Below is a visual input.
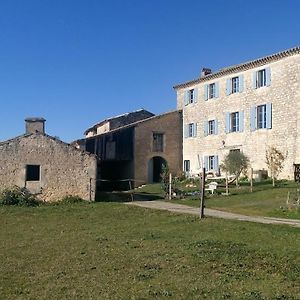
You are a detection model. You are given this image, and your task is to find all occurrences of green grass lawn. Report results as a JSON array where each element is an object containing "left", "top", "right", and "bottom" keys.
[
  {"left": 0, "top": 202, "right": 299, "bottom": 299},
  {"left": 158, "top": 180, "right": 300, "bottom": 220}
]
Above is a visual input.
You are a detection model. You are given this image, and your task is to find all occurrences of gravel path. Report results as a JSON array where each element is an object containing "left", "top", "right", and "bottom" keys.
[{"left": 125, "top": 201, "right": 300, "bottom": 228}]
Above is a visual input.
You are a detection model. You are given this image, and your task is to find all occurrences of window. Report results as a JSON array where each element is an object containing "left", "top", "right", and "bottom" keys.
[
  {"left": 209, "top": 83, "right": 216, "bottom": 99},
  {"left": 209, "top": 156, "right": 215, "bottom": 170},
  {"left": 253, "top": 67, "right": 271, "bottom": 89},
  {"left": 250, "top": 103, "right": 272, "bottom": 131},
  {"left": 231, "top": 112, "right": 239, "bottom": 132},
  {"left": 257, "top": 104, "right": 266, "bottom": 129},
  {"left": 225, "top": 111, "right": 244, "bottom": 133},
  {"left": 204, "top": 155, "right": 219, "bottom": 171},
  {"left": 184, "top": 160, "right": 190, "bottom": 172},
  {"left": 184, "top": 123, "right": 197, "bottom": 138},
  {"left": 226, "top": 75, "right": 244, "bottom": 95},
  {"left": 232, "top": 77, "right": 239, "bottom": 93},
  {"left": 184, "top": 88, "right": 198, "bottom": 105},
  {"left": 208, "top": 120, "right": 215, "bottom": 135},
  {"left": 26, "top": 165, "right": 40, "bottom": 181},
  {"left": 204, "top": 119, "right": 218, "bottom": 136},
  {"left": 153, "top": 133, "right": 164, "bottom": 152},
  {"left": 204, "top": 82, "right": 219, "bottom": 100},
  {"left": 230, "top": 149, "right": 240, "bottom": 153}
]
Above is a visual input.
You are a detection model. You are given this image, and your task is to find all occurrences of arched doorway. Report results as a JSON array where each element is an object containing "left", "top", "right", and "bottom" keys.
[{"left": 148, "top": 156, "right": 167, "bottom": 183}]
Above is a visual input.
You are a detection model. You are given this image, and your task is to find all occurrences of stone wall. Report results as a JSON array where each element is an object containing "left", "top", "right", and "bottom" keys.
[
  {"left": 0, "top": 133, "right": 97, "bottom": 201},
  {"left": 176, "top": 54, "right": 300, "bottom": 179},
  {"left": 134, "top": 110, "right": 183, "bottom": 184}
]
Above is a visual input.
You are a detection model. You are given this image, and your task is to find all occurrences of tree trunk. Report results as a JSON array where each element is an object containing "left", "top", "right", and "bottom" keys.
[{"left": 272, "top": 176, "right": 275, "bottom": 187}]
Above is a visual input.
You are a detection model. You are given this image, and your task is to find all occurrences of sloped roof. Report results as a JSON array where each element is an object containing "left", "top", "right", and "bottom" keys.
[
  {"left": 73, "top": 109, "right": 182, "bottom": 143},
  {"left": 0, "top": 133, "right": 97, "bottom": 158},
  {"left": 84, "top": 108, "right": 155, "bottom": 135},
  {"left": 173, "top": 45, "right": 300, "bottom": 90}
]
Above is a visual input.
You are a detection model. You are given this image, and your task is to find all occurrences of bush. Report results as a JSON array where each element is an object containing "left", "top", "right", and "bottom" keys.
[
  {"left": 0, "top": 186, "right": 40, "bottom": 207},
  {"left": 58, "top": 195, "right": 84, "bottom": 204}
]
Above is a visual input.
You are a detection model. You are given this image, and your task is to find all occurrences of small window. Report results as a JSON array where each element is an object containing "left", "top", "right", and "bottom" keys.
[
  {"left": 230, "top": 149, "right": 240, "bottom": 153},
  {"left": 26, "top": 165, "right": 40, "bottom": 181},
  {"left": 231, "top": 76, "right": 239, "bottom": 93},
  {"left": 254, "top": 68, "right": 270, "bottom": 89},
  {"left": 188, "top": 124, "right": 194, "bottom": 137},
  {"left": 189, "top": 89, "right": 194, "bottom": 103},
  {"left": 184, "top": 160, "right": 190, "bottom": 172},
  {"left": 257, "top": 104, "right": 267, "bottom": 129},
  {"left": 230, "top": 112, "right": 239, "bottom": 132},
  {"left": 208, "top": 83, "right": 216, "bottom": 99},
  {"left": 208, "top": 120, "right": 215, "bottom": 135},
  {"left": 153, "top": 133, "right": 164, "bottom": 152},
  {"left": 257, "top": 69, "right": 266, "bottom": 88},
  {"left": 209, "top": 156, "right": 215, "bottom": 170}
]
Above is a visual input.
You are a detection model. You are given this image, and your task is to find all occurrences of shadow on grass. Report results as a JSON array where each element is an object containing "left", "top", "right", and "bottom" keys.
[{"left": 95, "top": 191, "right": 164, "bottom": 202}]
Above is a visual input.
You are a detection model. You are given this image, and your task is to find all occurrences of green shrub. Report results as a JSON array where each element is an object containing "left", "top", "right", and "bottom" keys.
[
  {"left": 0, "top": 186, "right": 40, "bottom": 207},
  {"left": 58, "top": 195, "right": 84, "bottom": 204}
]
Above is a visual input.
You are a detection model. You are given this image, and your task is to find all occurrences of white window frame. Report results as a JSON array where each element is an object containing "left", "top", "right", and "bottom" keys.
[
  {"left": 231, "top": 76, "right": 239, "bottom": 93},
  {"left": 230, "top": 112, "right": 239, "bottom": 132},
  {"left": 257, "top": 104, "right": 267, "bottom": 129},
  {"left": 208, "top": 120, "right": 215, "bottom": 135},
  {"left": 208, "top": 83, "right": 216, "bottom": 99}
]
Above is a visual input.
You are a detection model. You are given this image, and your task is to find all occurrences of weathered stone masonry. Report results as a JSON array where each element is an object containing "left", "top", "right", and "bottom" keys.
[
  {"left": 174, "top": 46, "right": 300, "bottom": 179},
  {"left": 0, "top": 120, "right": 97, "bottom": 201}
]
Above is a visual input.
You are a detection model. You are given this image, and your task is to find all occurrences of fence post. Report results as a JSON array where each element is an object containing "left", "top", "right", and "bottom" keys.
[
  {"left": 200, "top": 168, "right": 205, "bottom": 218},
  {"left": 128, "top": 180, "right": 134, "bottom": 202},
  {"left": 250, "top": 168, "right": 253, "bottom": 193},
  {"left": 225, "top": 172, "right": 229, "bottom": 195},
  {"left": 168, "top": 173, "right": 172, "bottom": 200}
]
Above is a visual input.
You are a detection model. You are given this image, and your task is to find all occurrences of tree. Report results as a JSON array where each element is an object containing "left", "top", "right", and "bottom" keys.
[
  {"left": 220, "top": 151, "right": 249, "bottom": 187},
  {"left": 265, "top": 146, "right": 286, "bottom": 187}
]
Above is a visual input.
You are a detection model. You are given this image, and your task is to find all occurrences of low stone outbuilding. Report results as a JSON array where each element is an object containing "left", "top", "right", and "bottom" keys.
[
  {"left": 0, "top": 118, "right": 97, "bottom": 201},
  {"left": 74, "top": 110, "right": 183, "bottom": 190}
]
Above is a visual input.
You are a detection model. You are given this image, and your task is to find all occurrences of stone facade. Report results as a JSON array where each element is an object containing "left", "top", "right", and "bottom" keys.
[
  {"left": 0, "top": 120, "right": 97, "bottom": 201},
  {"left": 174, "top": 46, "right": 300, "bottom": 179},
  {"left": 134, "top": 110, "right": 183, "bottom": 184},
  {"left": 76, "top": 110, "right": 183, "bottom": 189}
]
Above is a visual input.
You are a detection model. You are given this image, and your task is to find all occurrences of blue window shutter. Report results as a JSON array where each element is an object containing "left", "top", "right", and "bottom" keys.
[
  {"left": 226, "top": 79, "right": 231, "bottom": 95},
  {"left": 215, "top": 82, "right": 219, "bottom": 98},
  {"left": 193, "top": 123, "right": 197, "bottom": 137},
  {"left": 204, "top": 156, "right": 208, "bottom": 170},
  {"left": 239, "top": 111, "right": 244, "bottom": 132},
  {"left": 194, "top": 88, "right": 198, "bottom": 103},
  {"left": 250, "top": 106, "right": 257, "bottom": 131},
  {"left": 239, "top": 74, "right": 244, "bottom": 92},
  {"left": 225, "top": 112, "right": 230, "bottom": 133},
  {"left": 214, "top": 155, "right": 219, "bottom": 172},
  {"left": 252, "top": 71, "right": 257, "bottom": 89},
  {"left": 266, "top": 67, "right": 271, "bottom": 86},
  {"left": 266, "top": 103, "right": 272, "bottom": 129},
  {"left": 204, "top": 121, "right": 208, "bottom": 136},
  {"left": 184, "top": 91, "right": 189, "bottom": 105},
  {"left": 204, "top": 84, "right": 208, "bottom": 101},
  {"left": 215, "top": 119, "right": 218, "bottom": 135}
]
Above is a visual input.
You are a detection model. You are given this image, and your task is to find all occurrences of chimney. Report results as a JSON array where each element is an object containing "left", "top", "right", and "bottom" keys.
[
  {"left": 25, "top": 117, "right": 46, "bottom": 134},
  {"left": 201, "top": 68, "right": 212, "bottom": 77}
]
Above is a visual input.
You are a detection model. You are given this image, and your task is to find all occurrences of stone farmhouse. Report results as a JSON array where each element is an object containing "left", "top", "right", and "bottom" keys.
[
  {"left": 74, "top": 109, "right": 182, "bottom": 190},
  {"left": 174, "top": 46, "right": 300, "bottom": 179},
  {"left": 0, "top": 118, "right": 97, "bottom": 201}
]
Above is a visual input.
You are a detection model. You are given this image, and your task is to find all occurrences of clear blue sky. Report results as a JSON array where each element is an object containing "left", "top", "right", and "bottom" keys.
[{"left": 0, "top": 0, "right": 299, "bottom": 142}]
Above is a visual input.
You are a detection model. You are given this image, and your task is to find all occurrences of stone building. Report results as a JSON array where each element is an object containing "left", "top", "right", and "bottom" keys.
[
  {"left": 74, "top": 110, "right": 182, "bottom": 190},
  {"left": 174, "top": 46, "right": 300, "bottom": 179},
  {"left": 0, "top": 118, "right": 97, "bottom": 201}
]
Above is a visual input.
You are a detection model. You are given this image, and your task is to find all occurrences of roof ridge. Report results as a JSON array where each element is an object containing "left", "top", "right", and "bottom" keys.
[{"left": 174, "top": 45, "right": 300, "bottom": 89}]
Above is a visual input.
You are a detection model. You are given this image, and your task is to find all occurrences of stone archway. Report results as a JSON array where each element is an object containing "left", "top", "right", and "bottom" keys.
[{"left": 148, "top": 156, "right": 167, "bottom": 183}]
